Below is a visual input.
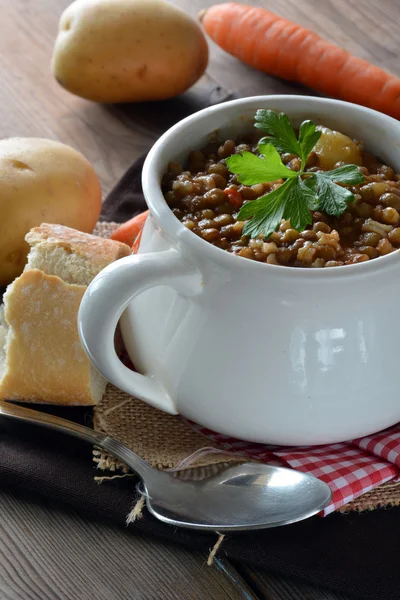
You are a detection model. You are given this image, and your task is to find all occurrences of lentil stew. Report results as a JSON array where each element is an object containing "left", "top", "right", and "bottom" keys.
[{"left": 162, "top": 124, "right": 400, "bottom": 268}]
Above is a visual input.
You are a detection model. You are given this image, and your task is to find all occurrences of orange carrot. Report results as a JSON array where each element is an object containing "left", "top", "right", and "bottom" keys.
[
  {"left": 111, "top": 210, "right": 149, "bottom": 246},
  {"left": 201, "top": 3, "right": 400, "bottom": 119}
]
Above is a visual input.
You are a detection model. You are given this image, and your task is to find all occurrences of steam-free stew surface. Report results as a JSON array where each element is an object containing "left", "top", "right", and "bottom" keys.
[{"left": 163, "top": 127, "right": 400, "bottom": 267}]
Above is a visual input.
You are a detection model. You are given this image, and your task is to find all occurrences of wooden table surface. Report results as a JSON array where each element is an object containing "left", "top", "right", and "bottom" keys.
[{"left": 1, "top": 0, "right": 399, "bottom": 598}]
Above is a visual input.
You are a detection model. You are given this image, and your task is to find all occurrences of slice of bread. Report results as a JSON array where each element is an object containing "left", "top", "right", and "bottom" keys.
[
  {"left": 0, "top": 224, "right": 130, "bottom": 405},
  {"left": 25, "top": 223, "right": 130, "bottom": 285}
]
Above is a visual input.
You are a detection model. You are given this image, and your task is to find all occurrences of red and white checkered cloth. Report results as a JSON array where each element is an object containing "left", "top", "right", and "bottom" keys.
[{"left": 188, "top": 422, "right": 400, "bottom": 515}]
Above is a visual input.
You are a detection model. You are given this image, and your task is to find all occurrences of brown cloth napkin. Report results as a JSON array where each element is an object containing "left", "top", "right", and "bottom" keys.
[{"left": 1, "top": 155, "right": 400, "bottom": 600}]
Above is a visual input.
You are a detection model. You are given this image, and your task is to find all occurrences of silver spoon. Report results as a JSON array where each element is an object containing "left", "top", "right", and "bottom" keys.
[{"left": 0, "top": 401, "right": 332, "bottom": 531}]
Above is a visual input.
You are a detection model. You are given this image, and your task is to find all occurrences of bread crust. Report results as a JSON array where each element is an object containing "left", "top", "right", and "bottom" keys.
[{"left": 26, "top": 223, "right": 130, "bottom": 271}]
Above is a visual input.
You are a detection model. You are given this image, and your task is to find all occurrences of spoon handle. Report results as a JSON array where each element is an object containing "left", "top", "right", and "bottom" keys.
[
  {"left": 0, "top": 400, "right": 153, "bottom": 480},
  {"left": 0, "top": 400, "right": 106, "bottom": 445}
]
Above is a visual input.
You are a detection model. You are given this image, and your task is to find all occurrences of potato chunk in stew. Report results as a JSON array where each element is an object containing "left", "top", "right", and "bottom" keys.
[{"left": 314, "top": 127, "right": 363, "bottom": 170}]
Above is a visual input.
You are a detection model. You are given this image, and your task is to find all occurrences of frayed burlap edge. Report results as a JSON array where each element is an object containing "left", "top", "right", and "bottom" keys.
[{"left": 92, "top": 221, "right": 400, "bottom": 515}]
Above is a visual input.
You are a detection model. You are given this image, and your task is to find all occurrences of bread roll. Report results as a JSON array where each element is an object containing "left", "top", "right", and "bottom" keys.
[{"left": 0, "top": 224, "right": 130, "bottom": 405}]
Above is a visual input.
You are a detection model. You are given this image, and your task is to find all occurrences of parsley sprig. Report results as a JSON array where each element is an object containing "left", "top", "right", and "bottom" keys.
[{"left": 226, "top": 110, "right": 365, "bottom": 240}]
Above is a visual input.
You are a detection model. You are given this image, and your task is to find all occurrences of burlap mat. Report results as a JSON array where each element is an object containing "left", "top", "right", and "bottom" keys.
[{"left": 92, "top": 222, "right": 400, "bottom": 514}]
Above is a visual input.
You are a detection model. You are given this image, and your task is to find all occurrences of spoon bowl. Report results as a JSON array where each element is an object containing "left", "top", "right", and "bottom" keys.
[
  {"left": 0, "top": 401, "right": 332, "bottom": 531},
  {"left": 140, "top": 462, "right": 332, "bottom": 531}
]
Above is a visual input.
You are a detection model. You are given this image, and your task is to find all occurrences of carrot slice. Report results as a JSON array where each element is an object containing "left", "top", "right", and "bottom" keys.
[
  {"left": 201, "top": 3, "right": 400, "bottom": 119},
  {"left": 224, "top": 187, "right": 243, "bottom": 210},
  {"left": 111, "top": 210, "right": 149, "bottom": 246}
]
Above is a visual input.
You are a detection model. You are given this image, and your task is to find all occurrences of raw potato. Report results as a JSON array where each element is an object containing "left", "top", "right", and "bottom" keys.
[
  {"left": 315, "top": 126, "right": 363, "bottom": 171},
  {"left": 0, "top": 138, "right": 101, "bottom": 286},
  {"left": 51, "top": 0, "right": 209, "bottom": 103}
]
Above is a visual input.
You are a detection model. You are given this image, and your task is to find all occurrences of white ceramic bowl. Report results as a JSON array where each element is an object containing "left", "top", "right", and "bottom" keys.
[{"left": 79, "top": 95, "right": 400, "bottom": 445}]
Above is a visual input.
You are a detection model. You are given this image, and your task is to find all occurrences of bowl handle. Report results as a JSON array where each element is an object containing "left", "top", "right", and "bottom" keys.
[{"left": 78, "top": 249, "right": 203, "bottom": 414}]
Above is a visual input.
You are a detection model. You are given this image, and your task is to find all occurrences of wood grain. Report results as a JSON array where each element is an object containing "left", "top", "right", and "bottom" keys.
[
  {"left": 0, "top": 488, "right": 355, "bottom": 600},
  {"left": 0, "top": 489, "right": 258, "bottom": 600},
  {"left": 234, "top": 564, "right": 352, "bottom": 600}
]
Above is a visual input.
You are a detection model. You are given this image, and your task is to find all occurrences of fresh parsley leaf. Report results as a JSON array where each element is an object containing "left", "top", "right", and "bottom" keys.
[
  {"left": 298, "top": 121, "right": 321, "bottom": 167},
  {"left": 307, "top": 173, "right": 355, "bottom": 216},
  {"left": 282, "top": 178, "right": 315, "bottom": 231},
  {"left": 319, "top": 164, "right": 365, "bottom": 185},
  {"left": 238, "top": 178, "right": 314, "bottom": 239},
  {"left": 238, "top": 180, "right": 292, "bottom": 239},
  {"left": 255, "top": 110, "right": 302, "bottom": 156},
  {"left": 304, "top": 165, "right": 364, "bottom": 216},
  {"left": 302, "top": 177, "right": 320, "bottom": 211},
  {"left": 226, "top": 145, "right": 297, "bottom": 185},
  {"left": 256, "top": 110, "right": 321, "bottom": 168}
]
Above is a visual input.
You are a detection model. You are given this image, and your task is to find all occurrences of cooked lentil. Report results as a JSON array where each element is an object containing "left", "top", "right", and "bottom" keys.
[{"left": 162, "top": 130, "right": 400, "bottom": 268}]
